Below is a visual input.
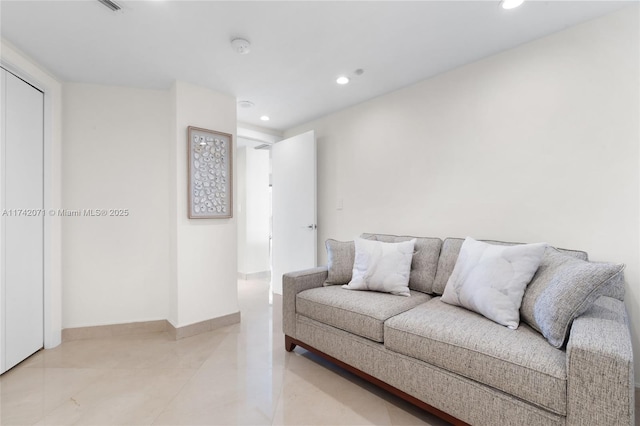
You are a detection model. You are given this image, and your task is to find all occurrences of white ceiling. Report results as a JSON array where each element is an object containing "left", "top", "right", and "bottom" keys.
[{"left": 0, "top": 1, "right": 632, "bottom": 131}]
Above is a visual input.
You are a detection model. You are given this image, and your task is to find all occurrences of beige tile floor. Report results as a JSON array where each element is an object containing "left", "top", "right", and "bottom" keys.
[{"left": 0, "top": 279, "right": 451, "bottom": 426}]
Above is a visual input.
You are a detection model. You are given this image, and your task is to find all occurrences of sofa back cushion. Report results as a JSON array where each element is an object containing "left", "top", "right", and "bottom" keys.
[
  {"left": 432, "top": 238, "right": 589, "bottom": 295},
  {"left": 361, "top": 233, "right": 442, "bottom": 294}
]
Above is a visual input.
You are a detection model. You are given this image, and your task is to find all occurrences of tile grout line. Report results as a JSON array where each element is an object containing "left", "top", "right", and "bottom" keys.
[
  {"left": 147, "top": 367, "right": 201, "bottom": 426},
  {"left": 147, "top": 337, "right": 227, "bottom": 426},
  {"left": 270, "top": 358, "right": 288, "bottom": 426}
]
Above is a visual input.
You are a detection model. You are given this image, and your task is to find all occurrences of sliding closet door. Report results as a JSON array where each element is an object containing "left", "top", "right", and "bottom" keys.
[{"left": 1, "top": 68, "right": 44, "bottom": 373}]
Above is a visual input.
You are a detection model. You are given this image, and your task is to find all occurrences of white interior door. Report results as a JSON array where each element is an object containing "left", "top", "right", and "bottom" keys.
[
  {"left": 271, "top": 131, "right": 316, "bottom": 295},
  {"left": 1, "top": 68, "right": 44, "bottom": 374}
]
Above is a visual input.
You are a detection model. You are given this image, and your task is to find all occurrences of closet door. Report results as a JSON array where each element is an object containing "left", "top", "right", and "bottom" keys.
[{"left": 1, "top": 68, "right": 44, "bottom": 373}]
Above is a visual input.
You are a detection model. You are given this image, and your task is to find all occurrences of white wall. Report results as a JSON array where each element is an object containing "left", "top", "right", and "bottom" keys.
[
  {"left": 169, "top": 81, "right": 239, "bottom": 328},
  {"left": 62, "top": 80, "right": 239, "bottom": 330},
  {"left": 1, "top": 39, "right": 63, "bottom": 348},
  {"left": 286, "top": 8, "right": 640, "bottom": 379},
  {"left": 62, "top": 83, "right": 171, "bottom": 327}
]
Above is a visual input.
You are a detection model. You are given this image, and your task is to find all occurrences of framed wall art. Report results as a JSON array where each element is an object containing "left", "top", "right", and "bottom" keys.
[{"left": 188, "top": 126, "right": 233, "bottom": 219}]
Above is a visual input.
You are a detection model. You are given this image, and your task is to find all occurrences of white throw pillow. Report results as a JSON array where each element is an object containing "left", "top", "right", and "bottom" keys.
[
  {"left": 342, "top": 238, "right": 416, "bottom": 297},
  {"left": 441, "top": 237, "right": 546, "bottom": 329}
]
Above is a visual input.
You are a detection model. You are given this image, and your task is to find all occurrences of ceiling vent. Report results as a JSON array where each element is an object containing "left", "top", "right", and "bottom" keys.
[
  {"left": 97, "top": 0, "right": 122, "bottom": 12},
  {"left": 237, "top": 100, "right": 254, "bottom": 109},
  {"left": 231, "top": 38, "right": 251, "bottom": 55}
]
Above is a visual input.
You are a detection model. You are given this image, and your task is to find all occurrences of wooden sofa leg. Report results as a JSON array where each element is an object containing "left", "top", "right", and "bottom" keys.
[{"left": 285, "top": 335, "right": 297, "bottom": 352}]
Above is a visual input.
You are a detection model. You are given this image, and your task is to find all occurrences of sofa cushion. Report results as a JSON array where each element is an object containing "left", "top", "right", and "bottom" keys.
[
  {"left": 343, "top": 238, "right": 415, "bottom": 296},
  {"left": 324, "top": 239, "right": 355, "bottom": 285},
  {"left": 296, "top": 286, "right": 430, "bottom": 342},
  {"left": 520, "top": 248, "right": 625, "bottom": 348},
  {"left": 440, "top": 237, "right": 547, "bottom": 329},
  {"left": 432, "top": 237, "right": 588, "bottom": 295},
  {"left": 361, "top": 233, "right": 442, "bottom": 294},
  {"left": 384, "top": 298, "right": 568, "bottom": 415}
]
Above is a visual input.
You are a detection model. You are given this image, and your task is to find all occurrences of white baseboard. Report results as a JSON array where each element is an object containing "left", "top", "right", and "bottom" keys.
[
  {"left": 62, "top": 312, "right": 242, "bottom": 342},
  {"left": 168, "top": 312, "right": 241, "bottom": 340},
  {"left": 62, "top": 320, "right": 169, "bottom": 341}
]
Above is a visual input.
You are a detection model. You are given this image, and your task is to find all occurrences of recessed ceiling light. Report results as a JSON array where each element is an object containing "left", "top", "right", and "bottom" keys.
[
  {"left": 336, "top": 76, "right": 350, "bottom": 85},
  {"left": 260, "top": 116, "right": 270, "bottom": 121},
  {"left": 501, "top": 0, "right": 524, "bottom": 10}
]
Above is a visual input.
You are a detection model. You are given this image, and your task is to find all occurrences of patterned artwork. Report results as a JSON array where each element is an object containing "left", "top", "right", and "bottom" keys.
[{"left": 188, "top": 127, "right": 233, "bottom": 219}]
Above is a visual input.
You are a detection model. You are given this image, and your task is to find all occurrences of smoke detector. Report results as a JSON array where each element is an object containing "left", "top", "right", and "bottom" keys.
[
  {"left": 231, "top": 38, "right": 251, "bottom": 55},
  {"left": 237, "top": 100, "right": 254, "bottom": 109}
]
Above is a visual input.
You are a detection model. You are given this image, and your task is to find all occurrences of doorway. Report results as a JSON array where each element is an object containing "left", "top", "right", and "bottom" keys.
[
  {"left": 236, "top": 137, "right": 272, "bottom": 282},
  {"left": 236, "top": 128, "right": 317, "bottom": 298}
]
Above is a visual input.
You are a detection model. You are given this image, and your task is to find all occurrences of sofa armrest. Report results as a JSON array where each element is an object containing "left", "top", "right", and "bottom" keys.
[
  {"left": 566, "top": 296, "right": 634, "bottom": 426},
  {"left": 282, "top": 266, "right": 328, "bottom": 338}
]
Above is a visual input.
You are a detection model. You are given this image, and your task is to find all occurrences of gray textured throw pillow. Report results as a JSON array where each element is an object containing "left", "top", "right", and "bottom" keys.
[
  {"left": 520, "top": 247, "right": 625, "bottom": 348},
  {"left": 324, "top": 239, "right": 355, "bottom": 285}
]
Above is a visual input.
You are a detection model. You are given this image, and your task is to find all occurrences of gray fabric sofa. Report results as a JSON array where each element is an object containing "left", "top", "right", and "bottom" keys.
[{"left": 282, "top": 234, "right": 634, "bottom": 426}]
